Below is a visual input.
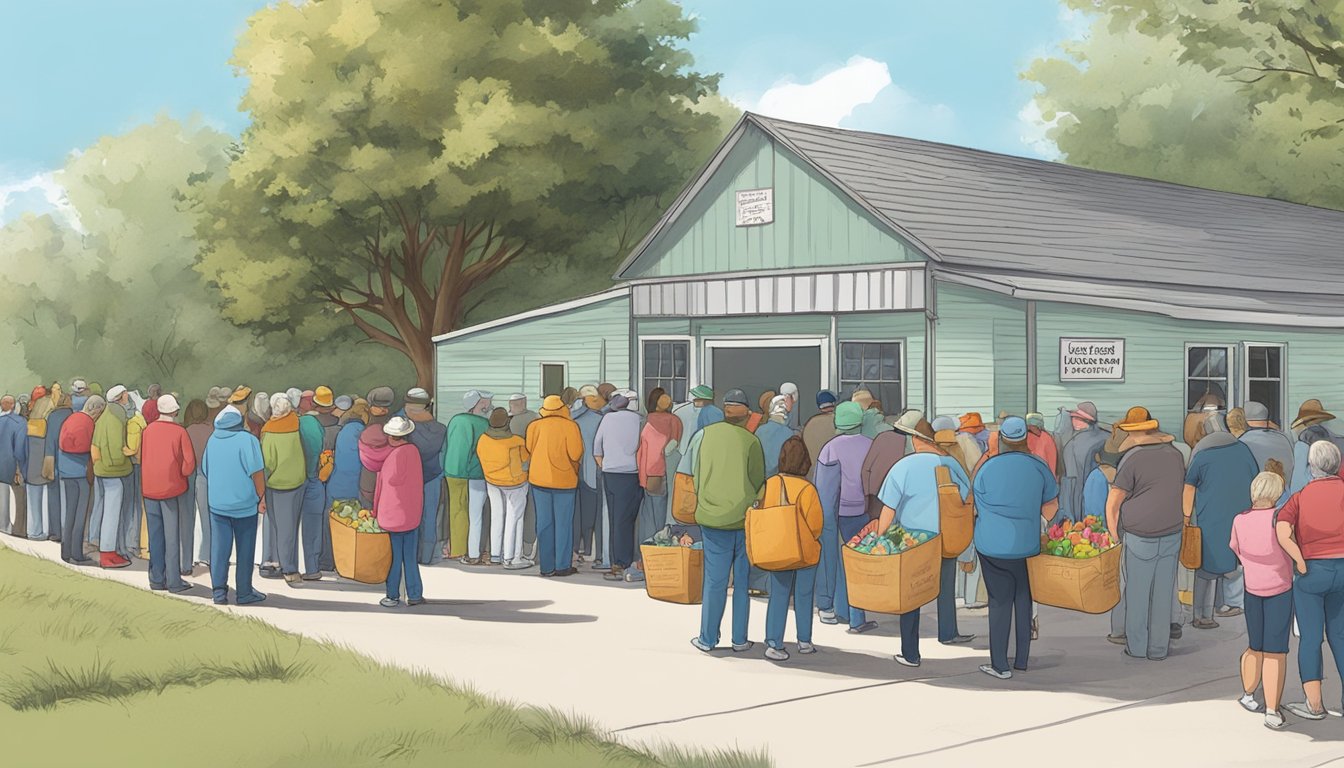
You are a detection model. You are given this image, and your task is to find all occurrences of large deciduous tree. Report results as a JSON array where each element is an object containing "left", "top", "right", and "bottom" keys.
[
  {"left": 1024, "top": 1, "right": 1344, "bottom": 210},
  {"left": 200, "top": 0, "right": 735, "bottom": 389}
]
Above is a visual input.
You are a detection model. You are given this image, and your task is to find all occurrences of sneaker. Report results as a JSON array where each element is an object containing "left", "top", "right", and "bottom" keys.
[
  {"left": 168, "top": 584, "right": 194, "bottom": 594},
  {"left": 283, "top": 573, "right": 303, "bottom": 587},
  {"left": 100, "top": 552, "right": 131, "bottom": 569},
  {"left": 1215, "top": 606, "right": 1243, "bottom": 618},
  {"left": 149, "top": 583, "right": 168, "bottom": 591},
  {"left": 504, "top": 559, "right": 534, "bottom": 570},
  {"left": 553, "top": 567, "right": 578, "bottom": 577},
  {"left": 1170, "top": 623, "right": 1183, "bottom": 640},
  {"left": 458, "top": 556, "right": 479, "bottom": 566},
  {"left": 624, "top": 569, "right": 645, "bottom": 583},
  {"left": 379, "top": 597, "right": 400, "bottom": 608},
  {"left": 747, "top": 589, "right": 767, "bottom": 597},
  {"left": 539, "top": 571, "right": 556, "bottom": 578},
  {"left": 1191, "top": 618, "right": 1219, "bottom": 630},
  {"left": 818, "top": 611, "right": 839, "bottom": 626},
  {"left": 1239, "top": 693, "right": 1263, "bottom": 713},
  {"left": 979, "top": 664, "right": 1012, "bottom": 680},
  {"left": 603, "top": 567, "right": 625, "bottom": 581},
  {"left": 590, "top": 561, "right": 610, "bottom": 571},
  {"left": 407, "top": 598, "right": 426, "bottom": 607},
  {"left": 301, "top": 572, "right": 322, "bottom": 581},
  {"left": 941, "top": 634, "right": 976, "bottom": 645},
  {"left": 893, "top": 654, "right": 921, "bottom": 668},
  {"left": 258, "top": 566, "right": 281, "bottom": 579},
  {"left": 765, "top": 647, "right": 790, "bottom": 661},
  {"left": 486, "top": 559, "right": 503, "bottom": 567},
  {"left": 1106, "top": 634, "right": 1127, "bottom": 645},
  {"left": 1284, "top": 702, "right": 1327, "bottom": 721},
  {"left": 1264, "top": 710, "right": 1287, "bottom": 730},
  {"left": 818, "top": 608, "right": 837, "bottom": 621},
  {"left": 965, "top": 602, "right": 988, "bottom": 610},
  {"left": 797, "top": 642, "right": 817, "bottom": 655},
  {"left": 690, "top": 637, "right": 713, "bottom": 653},
  {"left": 236, "top": 591, "right": 267, "bottom": 606},
  {"left": 848, "top": 621, "right": 879, "bottom": 635},
  {"left": 732, "top": 641, "right": 755, "bottom": 653}
]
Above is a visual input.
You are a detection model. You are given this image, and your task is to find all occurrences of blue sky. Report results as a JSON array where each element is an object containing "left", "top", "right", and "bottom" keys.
[{"left": 0, "top": 0, "right": 1078, "bottom": 221}]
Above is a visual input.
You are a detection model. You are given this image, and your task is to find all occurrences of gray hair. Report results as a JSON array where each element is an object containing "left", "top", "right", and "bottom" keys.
[
  {"left": 82, "top": 395, "right": 107, "bottom": 418},
  {"left": 270, "top": 393, "right": 293, "bottom": 418},
  {"left": 1308, "top": 440, "right": 1342, "bottom": 479},
  {"left": 251, "top": 392, "right": 272, "bottom": 421},
  {"left": 1249, "top": 471, "right": 1285, "bottom": 505}
]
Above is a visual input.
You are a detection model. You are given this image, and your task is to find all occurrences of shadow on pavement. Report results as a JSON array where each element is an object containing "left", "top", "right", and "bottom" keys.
[{"left": 240, "top": 591, "right": 599, "bottom": 624}]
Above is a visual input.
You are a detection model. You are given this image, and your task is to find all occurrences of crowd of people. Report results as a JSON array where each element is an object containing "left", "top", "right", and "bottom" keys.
[{"left": 2, "top": 377, "right": 1342, "bottom": 729}]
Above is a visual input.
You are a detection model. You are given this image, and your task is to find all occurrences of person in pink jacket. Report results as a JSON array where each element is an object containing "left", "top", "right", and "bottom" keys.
[{"left": 363, "top": 416, "right": 424, "bottom": 608}]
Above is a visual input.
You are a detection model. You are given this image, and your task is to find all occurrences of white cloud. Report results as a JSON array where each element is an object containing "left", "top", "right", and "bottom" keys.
[
  {"left": 748, "top": 56, "right": 894, "bottom": 127},
  {"left": 1016, "top": 99, "right": 1064, "bottom": 160},
  {"left": 0, "top": 172, "right": 84, "bottom": 233}
]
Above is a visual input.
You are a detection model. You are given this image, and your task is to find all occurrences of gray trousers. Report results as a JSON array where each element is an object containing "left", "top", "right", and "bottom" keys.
[
  {"left": 0, "top": 482, "right": 14, "bottom": 534},
  {"left": 97, "top": 475, "right": 133, "bottom": 555},
  {"left": 1194, "top": 567, "right": 1245, "bottom": 619},
  {"left": 59, "top": 478, "right": 91, "bottom": 561},
  {"left": 266, "top": 487, "right": 304, "bottom": 575},
  {"left": 1111, "top": 541, "right": 1186, "bottom": 637},
  {"left": 117, "top": 467, "right": 142, "bottom": 556},
  {"left": 1118, "top": 531, "right": 1182, "bottom": 660}
]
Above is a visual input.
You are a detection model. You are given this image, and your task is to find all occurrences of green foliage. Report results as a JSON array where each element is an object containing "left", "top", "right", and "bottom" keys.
[
  {"left": 200, "top": 0, "right": 734, "bottom": 385},
  {"left": 0, "top": 548, "right": 770, "bottom": 767},
  {"left": 1025, "top": 1, "right": 1344, "bottom": 210}
]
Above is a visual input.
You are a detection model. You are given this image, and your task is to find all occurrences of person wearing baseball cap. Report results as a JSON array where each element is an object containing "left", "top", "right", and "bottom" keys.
[
  {"left": 402, "top": 387, "right": 447, "bottom": 566},
  {"left": 368, "top": 416, "right": 425, "bottom": 608},
  {"left": 1109, "top": 405, "right": 1186, "bottom": 661},
  {"left": 570, "top": 385, "right": 605, "bottom": 568},
  {"left": 1061, "top": 402, "right": 1109, "bottom": 525},
  {"left": 90, "top": 385, "right": 135, "bottom": 568},
  {"left": 802, "top": 391, "right": 838, "bottom": 483},
  {"left": 70, "top": 379, "right": 90, "bottom": 412},
  {"left": 877, "top": 406, "right": 976, "bottom": 667},
  {"left": 971, "top": 416, "right": 1059, "bottom": 680},
  {"left": 686, "top": 386, "right": 766, "bottom": 654},
  {"left": 694, "top": 386, "right": 725, "bottom": 434},
  {"left": 141, "top": 394, "right": 196, "bottom": 593},
  {"left": 1238, "top": 401, "right": 1294, "bottom": 503},
  {"left": 595, "top": 392, "right": 644, "bottom": 581},
  {"left": 444, "top": 389, "right": 493, "bottom": 563},
  {"left": 815, "top": 402, "right": 878, "bottom": 634}
]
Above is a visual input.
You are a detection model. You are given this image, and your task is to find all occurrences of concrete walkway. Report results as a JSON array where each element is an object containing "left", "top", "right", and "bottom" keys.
[{"left": 7, "top": 535, "right": 1342, "bottom": 768}]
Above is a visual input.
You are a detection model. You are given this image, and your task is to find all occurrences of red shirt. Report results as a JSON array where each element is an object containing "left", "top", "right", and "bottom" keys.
[
  {"left": 1279, "top": 476, "right": 1344, "bottom": 560},
  {"left": 59, "top": 412, "right": 95, "bottom": 453},
  {"left": 140, "top": 420, "right": 197, "bottom": 500}
]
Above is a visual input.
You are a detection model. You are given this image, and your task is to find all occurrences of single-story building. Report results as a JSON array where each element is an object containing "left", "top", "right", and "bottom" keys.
[{"left": 435, "top": 112, "right": 1344, "bottom": 434}]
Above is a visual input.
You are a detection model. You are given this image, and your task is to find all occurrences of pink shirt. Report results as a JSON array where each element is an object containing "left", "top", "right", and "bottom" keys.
[
  {"left": 369, "top": 442, "right": 424, "bottom": 533},
  {"left": 1229, "top": 507, "right": 1294, "bottom": 597}
]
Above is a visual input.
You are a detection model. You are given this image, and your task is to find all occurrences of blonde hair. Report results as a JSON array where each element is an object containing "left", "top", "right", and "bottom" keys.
[{"left": 1250, "top": 471, "right": 1285, "bottom": 507}]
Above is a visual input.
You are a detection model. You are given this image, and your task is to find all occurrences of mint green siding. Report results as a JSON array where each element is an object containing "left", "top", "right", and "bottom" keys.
[
  {"left": 933, "top": 283, "right": 1028, "bottom": 418},
  {"left": 622, "top": 124, "right": 923, "bottom": 279},
  {"left": 1035, "top": 302, "right": 1344, "bottom": 434},
  {"left": 435, "top": 294, "right": 631, "bottom": 416}
]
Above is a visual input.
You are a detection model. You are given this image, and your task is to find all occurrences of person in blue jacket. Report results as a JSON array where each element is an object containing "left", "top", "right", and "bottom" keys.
[{"left": 327, "top": 401, "right": 370, "bottom": 503}]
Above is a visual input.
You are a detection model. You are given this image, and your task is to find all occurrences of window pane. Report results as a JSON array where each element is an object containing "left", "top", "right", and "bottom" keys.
[
  {"left": 842, "top": 344, "right": 861, "bottom": 362},
  {"left": 1265, "top": 346, "right": 1281, "bottom": 376},
  {"left": 1208, "top": 348, "right": 1227, "bottom": 377},
  {"left": 880, "top": 383, "right": 902, "bottom": 414},
  {"left": 881, "top": 343, "right": 900, "bottom": 381},
  {"left": 1187, "top": 348, "right": 1209, "bottom": 377},
  {"left": 672, "top": 342, "right": 687, "bottom": 376},
  {"left": 841, "top": 356, "right": 862, "bottom": 380},
  {"left": 1188, "top": 378, "right": 1227, "bottom": 410},
  {"left": 1250, "top": 381, "right": 1281, "bottom": 424},
  {"left": 644, "top": 344, "right": 658, "bottom": 377},
  {"left": 863, "top": 344, "right": 880, "bottom": 365},
  {"left": 1249, "top": 346, "right": 1267, "bottom": 379},
  {"left": 863, "top": 357, "right": 880, "bottom": 380},
  {"left": 673, "top": 380, "right": 687, "bottom": 403}
]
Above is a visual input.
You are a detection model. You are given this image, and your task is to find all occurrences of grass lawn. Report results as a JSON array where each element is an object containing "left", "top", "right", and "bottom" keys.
[{"left": 0, "top": 546, "right": 769, "bottom": 768}]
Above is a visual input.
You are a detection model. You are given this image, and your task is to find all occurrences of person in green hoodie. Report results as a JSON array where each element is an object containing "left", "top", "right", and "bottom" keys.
[
  {"left": 296, "top": 397, "right": 327, "bottom": 580},
  {"left": 683, "top": 388, "right": 766, "bottom": 653},
  {"left": 90, "top": 385, "right": 135, "bottom": 569},
  {"left": 261, "top": 393, "right": 307, "bottom": 585},
  {"left": 444, "top": 389, "right": 492, "bottom": 564}
]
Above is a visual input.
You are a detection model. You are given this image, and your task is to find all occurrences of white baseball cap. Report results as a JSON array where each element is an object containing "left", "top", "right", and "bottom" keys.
[{"left": 509, "top": 393, "right": 526, "bottom": 402}]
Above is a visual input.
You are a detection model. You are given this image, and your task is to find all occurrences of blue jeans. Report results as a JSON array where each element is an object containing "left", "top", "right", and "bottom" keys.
[
  {"left": 144, "top": 493, "right": 189, "bottom": 591},
  {"left": 387, "top": 530, "right": 423, "bottom": 602},
  {"left": 533, "top": 486, "right": 576, "bottom": 574},
  {"left": 417, "top": 476, "right": 442, "bottom": 565},
  {"left": 210, "top": 512, "right": 259, "bottom": 603},
  {"left": 699, "top": 527, "right": 750, "bottom": 648},
  {"left": 766, "top": 566, "right": 817, "bottom": 649},
  {"left": 1293, "top": 558, "right": 1344, "bottom": 687},
  {"left": 97, "top": 476, "right": 131, "bottom": 554},
  {"left": 299, "top": 477, "right": 326, "bottom": 576},
  {"left": 835, "top": 515, "right": 869, "bottom": 628},
  {"left": 603, "top": 472, "right": 643, "bottom": 569},
  {"left": 1123, "top": 531, "right": 1181, "bottom": 660},
  {"left": 898, "top": 557, "right": 963, "bottom": 661},
  {"left": 815, "top": 502, "right": 840, "bottom": 611}
]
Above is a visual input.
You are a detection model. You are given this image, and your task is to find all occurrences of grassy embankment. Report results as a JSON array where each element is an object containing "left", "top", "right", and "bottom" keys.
[{"left": 0, "top": 546, "right": 768, "bottom": 768}]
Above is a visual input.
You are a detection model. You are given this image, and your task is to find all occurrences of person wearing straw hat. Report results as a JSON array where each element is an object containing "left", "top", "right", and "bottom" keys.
[
  {"left": 816, "top": 402, "right": 878, "bottom": 634},
  {"left": 972, "top": 417, "right": 1059, "bottom": 679},
  {"left": 1108, "top": 406, "right": 1185, "bottom": 661},
  {"left": 1289, "top": 400, "right": 1344, "bottom": 496},
  {"left": 878, "top": 414, "right": 975, "bottom": 668}
]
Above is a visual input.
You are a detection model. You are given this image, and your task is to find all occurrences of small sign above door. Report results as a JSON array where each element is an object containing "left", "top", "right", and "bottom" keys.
[{"left": 735, "top": 188, "right": 774, "bottom": 227}]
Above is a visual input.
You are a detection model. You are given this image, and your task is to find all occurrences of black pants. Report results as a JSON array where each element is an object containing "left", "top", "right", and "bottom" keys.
[
  {"left": 60, "top": 478, "right": 90, "bottom": 561},
  {"left": 603, "top": 472, "right": 644, "bottom": 568},
  {"left": 980, "top": 554, "right": 1032, "bottom": 673},
  {"left": 575, "top": 482, "right": 598, "bottom": 555},
  {"left": 898, "top": 557, "right": 962, "bottom": 662}
]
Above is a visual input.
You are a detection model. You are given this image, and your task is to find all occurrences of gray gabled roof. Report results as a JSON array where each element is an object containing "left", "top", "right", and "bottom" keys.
[{"left": 619, "top": 113, "right": 1344, "bottom": 318}]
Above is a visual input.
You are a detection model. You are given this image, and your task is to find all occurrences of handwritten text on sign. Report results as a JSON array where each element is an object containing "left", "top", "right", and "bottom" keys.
[
  {"left": 1060, "top": 338, "right": 1125, "bottom": 381},
  {"left": 735, "top": 188, "right": 774, "bottom": 226}
]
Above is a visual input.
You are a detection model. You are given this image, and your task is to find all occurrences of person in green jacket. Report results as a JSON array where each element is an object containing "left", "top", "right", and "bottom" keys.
[
  {"left": 90, "top": 385, "right": 135, "bottom": 568},
  {"left": 684, "top": 388, "right": 765, "bottom": 653},
  {"left": 261, "top": 393, "right": 307, "bottom": 585},
  {"left": 444, "top": 389, "right": 492, "bottom": 564},
  {"left": 296, "top": 403, "right": 327, "bottom": 580}
]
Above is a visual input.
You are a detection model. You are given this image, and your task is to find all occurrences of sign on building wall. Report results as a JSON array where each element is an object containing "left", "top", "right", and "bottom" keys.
[
  {"left": 735, "top": 188, "right": 774, "bottom": 226},
  {"left": 1059, "top": 338, "right": 1125, "bottom": 381}
]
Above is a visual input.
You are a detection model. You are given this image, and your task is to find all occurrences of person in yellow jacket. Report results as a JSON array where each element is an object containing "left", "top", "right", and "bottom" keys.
[
  {"left": 524, "top": 396, "right": 583, "bottom": 577},
  {"left": 477, "top": 408, "right": 532, "bottom": 569},
  {"left": 762, "top": 436, "right": 824, "bottom": 661}
]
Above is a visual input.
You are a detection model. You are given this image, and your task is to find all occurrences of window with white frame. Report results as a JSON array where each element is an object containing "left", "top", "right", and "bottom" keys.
[
  {"left": 642, "top": 340, "right": 689, "bottom": 403},
  {"left": 1186, "top": 346, "right": 1232, "bottom": 411},
  {"left": 1246, "top": 344, "right": 1285, "bottom": 425},
  {"left": 839, "top": 342, "right": 903, "bottom": 413}
]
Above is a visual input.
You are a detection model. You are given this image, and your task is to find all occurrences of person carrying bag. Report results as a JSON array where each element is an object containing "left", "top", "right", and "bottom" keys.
[
  {"left": 755, "top": 436, "right": 825, "bottom": 661},
  {"left": 748, "top": 473, "right": 821, "bottom": 571}
]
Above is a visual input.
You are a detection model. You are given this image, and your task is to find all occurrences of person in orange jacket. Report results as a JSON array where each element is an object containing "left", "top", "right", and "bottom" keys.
[{"left": 525, "top": 396, "right": 583, "bottom": 577}]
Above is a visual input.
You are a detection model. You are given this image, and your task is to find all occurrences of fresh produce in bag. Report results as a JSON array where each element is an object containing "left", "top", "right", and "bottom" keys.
[
  {"left": 1042, "top": 515, "right": 1114, "bottom": 559},
  {"left": 641, "top": 525, "right": 703, "bottom": 604},
  {"left": 1029, "top": 515, "right": 1121, "bottom": 613}
]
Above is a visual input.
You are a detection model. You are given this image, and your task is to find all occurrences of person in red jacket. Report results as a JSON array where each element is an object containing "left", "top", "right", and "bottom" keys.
[
  {"left": 141, "top": 395, "right": 197, "bottom": 593},
  {"left": 366, "top": 416, "right": 424, "bottom": 608},
  {"left": 57, "top": 396, "right": 102, "bottom": 564}
]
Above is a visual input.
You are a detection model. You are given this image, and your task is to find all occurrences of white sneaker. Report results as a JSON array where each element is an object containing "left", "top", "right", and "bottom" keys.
[
  {"left": 979, "top": 664, "right": 1012, "bottom": 680},
  {"left": 1238, "top": 693, "right": 1263, "bottom": 713},
  {"left": 797, "top": 642, "right": 817, "bottom": 655},
  {"left": 1284, "top": 702, "right": 1327, "bottom": 721},
  {"left": 732, "top": 641, "right": 755, "bottom": 653},
  {"left": 894, "top": 654, "right": 921, "bottom": 668},
  {"left": 504, "top": 559, "right": 534, "bottom": 570},
  {"left": 1264, "top": 710, "right": 1286, "bottom": 730},
  {"left": 765, "top": 646, "right": 789, "bottom": 661}
]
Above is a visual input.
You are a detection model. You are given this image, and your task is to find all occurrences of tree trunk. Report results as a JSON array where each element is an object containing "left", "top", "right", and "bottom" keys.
[{"left": 407, "top": 331, "right": 435, "bottom": 392}]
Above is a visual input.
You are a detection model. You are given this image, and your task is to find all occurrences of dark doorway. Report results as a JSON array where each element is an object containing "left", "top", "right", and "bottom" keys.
[
  {"left": 710, "top": 345, "right": 822, "bottom": 422},
  {"left": 541, "top": 364, "right": 566, "bottom": 397}
]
